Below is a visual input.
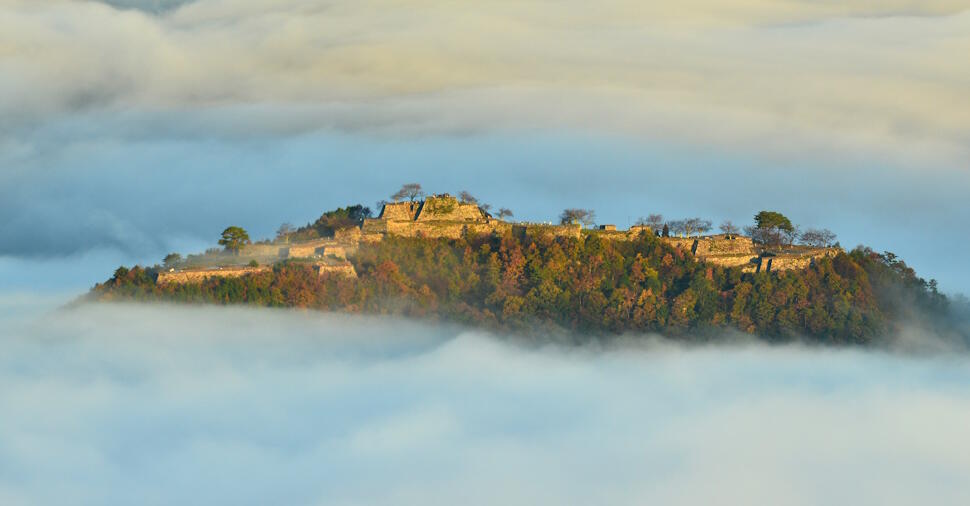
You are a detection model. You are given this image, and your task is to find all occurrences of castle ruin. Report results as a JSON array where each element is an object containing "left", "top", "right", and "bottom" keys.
[{"left": 160, "top": 194, "right": 840, "bottom": 284}]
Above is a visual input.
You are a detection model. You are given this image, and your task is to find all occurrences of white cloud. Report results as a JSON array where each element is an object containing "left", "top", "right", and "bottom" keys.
[
  {"left": 2, "top": 0, "right": 969, "bottom": 167},
  {"left": 1, "top": 302, "right": 969, "bottom": 505}
]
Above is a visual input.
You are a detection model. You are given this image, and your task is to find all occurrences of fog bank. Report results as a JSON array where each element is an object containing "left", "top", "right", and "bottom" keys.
[{"left": 1, "top": 303, "right": 969, "bottom": 505}]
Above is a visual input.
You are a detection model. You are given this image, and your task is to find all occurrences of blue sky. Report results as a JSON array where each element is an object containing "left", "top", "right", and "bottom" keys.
[{"left": 3, "top": 130, "right": 968, "bottom": 293}]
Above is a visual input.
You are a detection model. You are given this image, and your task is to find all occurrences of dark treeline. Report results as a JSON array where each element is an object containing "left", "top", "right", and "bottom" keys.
[{"left": 92, "top": 232, "right": 955, "bottom": 345}]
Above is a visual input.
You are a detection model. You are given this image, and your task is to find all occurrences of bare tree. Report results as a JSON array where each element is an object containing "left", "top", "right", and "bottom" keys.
[
  {"left": 719, "top": 220, "right": 740, "bottom": 237},
  {"left": 458, "top": 191, "right": 479, "bottom": 204},
  {"left": 783, "top": 224, "right": 801, "bottom": 248},
  {"left": 560, "top": 208, "right": 596, "bottom": 227},
  {"left": 497, "top": 208, "right": 514, "bottom": 220},
  {"left": 479, "top": 203, "right": 492, "bottom": 214},
  {"left": 391, "top": 183, "right": 425, "bottom": 202},
  {"left": 636, "top": 214, "right": 665, "bottom": 232},
  {"left": 672, "top": 217, "right": 711, "bottom": 238},
  {"left": 667, "top": 220, "right": 686, "bottom": 237},
  {"left": 800, "top": 228, "right": 837, "bottom": 248}
]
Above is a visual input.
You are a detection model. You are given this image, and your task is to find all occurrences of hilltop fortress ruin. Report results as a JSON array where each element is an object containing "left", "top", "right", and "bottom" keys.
[{"left": 157, "top": 193, "right": 839, "bottom": 284}]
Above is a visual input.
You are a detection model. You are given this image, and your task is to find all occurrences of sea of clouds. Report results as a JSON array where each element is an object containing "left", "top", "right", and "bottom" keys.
[{"left": 2, "top": 301, "right": 969, "bottom": 505}]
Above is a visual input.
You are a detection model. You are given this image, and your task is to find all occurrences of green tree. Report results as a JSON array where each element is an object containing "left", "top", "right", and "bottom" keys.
[
  {"left": 218, "top": 226, "right": 251, "bottom": 255},
  {"left": 748, "top": 211, "right": 794, "bottom": 248},
  {"left": 163, "top": 253, "right": 181, "bottom": 268},
  {"left": 755, "top": 211, "right": 793, "bottom": 231}
]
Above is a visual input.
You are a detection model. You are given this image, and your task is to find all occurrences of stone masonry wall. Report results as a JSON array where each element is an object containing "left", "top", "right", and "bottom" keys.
[
  {"left": 379, "top": 201, "right": 421, "bottom": 221},
  {"left": 415, "top": 196, "right": 486, "bottom": 222},
  {"left": 157, "top": 266, "right": 269, "bottom": 284},
  {"left": 318, "top": 262, "right": 357, "bottom": 278}
]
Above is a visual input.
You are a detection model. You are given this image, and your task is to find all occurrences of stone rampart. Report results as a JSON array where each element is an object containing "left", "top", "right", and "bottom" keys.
[
  {"left": 157, "top": 266, "right": 269, "bottom": 284},
  {"left": 415, "top": 196, "right": 486, "bottom": 222},
  {"left": 662, "top": 237, "right": 698, "bottom": 252},
  {"left": 284, "top": 238, "right": 334, "bottom": 258},
  {"left": 322, "top": 246, "right": 347, "bottom": 259},
  {"left": 693, "top": 235, "right": 757, "bottom": 256},
  {"left": 318, "top": 262, "right": 357, "bottom": 278},
  {"left": 379, "top": 201, "right": 420, "bottom": 221},
  {"left": 515, "top": 224, "right": 582, "bottom": 240},
  {"left": 757, "top": 248, "right": 840, "bottom": 273},
  {"left": 240, "top": 243, "right": 287, "bottom": 257},
  {"left": 362, "top": 218, "right": 388, "bottom": 235},
  {"left": 334, "top": 227, "right": 362, "bottom": 243}
]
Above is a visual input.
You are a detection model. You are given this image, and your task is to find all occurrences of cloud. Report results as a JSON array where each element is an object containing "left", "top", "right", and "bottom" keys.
[
  {"left": 1, "top": 302, "right": 970, "bottom": 505},
  {"left": 95, "top": 0, "right": 196, "bottom": 13},
  {"left": 2, "top": 0, "right": 969, "bottom": 167}
]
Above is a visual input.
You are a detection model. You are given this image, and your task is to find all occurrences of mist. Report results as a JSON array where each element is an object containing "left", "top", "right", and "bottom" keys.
[{"left": 2, "top": 302, "right": 969, "bottom": 505}]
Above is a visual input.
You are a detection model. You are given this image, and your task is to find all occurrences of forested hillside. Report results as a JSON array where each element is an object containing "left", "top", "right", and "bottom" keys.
[{"left": 91, "top": 232, "right": 953, "bottom": 344}]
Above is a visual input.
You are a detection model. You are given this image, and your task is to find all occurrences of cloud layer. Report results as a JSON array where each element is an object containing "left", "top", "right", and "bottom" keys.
[
  {"left": 2, "top": 303, "right": 970, "bottom": 505},
  {"left": 3, "top": 0, "right": 969, "bottom": 165}
]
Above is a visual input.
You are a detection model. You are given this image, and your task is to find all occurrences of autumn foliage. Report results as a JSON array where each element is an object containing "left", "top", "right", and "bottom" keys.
[{"left": 92, "top": 232, "right": 949, "bottom": 344}]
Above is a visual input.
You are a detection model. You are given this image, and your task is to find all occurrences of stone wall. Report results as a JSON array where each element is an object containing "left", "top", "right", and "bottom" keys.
[
  {"left": 240, "top": 243, "right": 287, "bottom": 257},
  {"left": 362, "top": 218, "right": 388, "bottom": 235},
  {"left": 157, "top": 266, "right": 269, "bottom": 284},
  {"left": 322, "top": 246, "right": 347, "bottom": 259},
  {"left": 318, "top": 262, "right": 357, "bottom": 278},
  {"left": 515, "top": 224, "right": 582, "bottom": 240},
  {"left": 658, "top": 235, "right": 838, "bottom": 273},
  {"left": 334, "top": 227, "right": 362, "bottom": 243},
  {"left": 662, "top": 237, "right": 698, "bottom": 252},
  {"left": 757, "top": 248, "right": 840, "bottom": 273},
  {"left": 693, "top": 235, "right": 757, "bottom": 256},
  {"left": 284, "top": 238, "right": 334, "bottom": 258},
  {"left": 379, "top": 201, "right": 420, "bottom": 221},
  {"left": 415, "top": 195, "right": 487, "bottom": 222}
]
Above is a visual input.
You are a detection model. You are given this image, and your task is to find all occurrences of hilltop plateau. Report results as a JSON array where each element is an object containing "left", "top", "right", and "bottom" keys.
[{"left": 89, "top": 186, "right": 962, "bottom": 345}]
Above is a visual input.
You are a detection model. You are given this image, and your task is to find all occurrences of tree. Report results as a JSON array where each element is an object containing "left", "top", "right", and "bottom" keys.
[
  {"left": 662, "top": 223, "right": 670, "bottom": 237},
  {"left": 248, "top": 259, "right": 259, "bottom": 267},
  {"left": 560, "top": 208, "right": 596, "bottom": 227},
  {"left": 163, "top": 253, "right": 181, "bottom": 268},
  {"left": 459, "top": 191, "right": 479, "bottom": 204},
  {"left": 719, "top": 220, "right": 740, "bottom": 237},
  {"left": 667, "top": 220, "right": 686, "bottom": 237},
  {"left": 497, "top": 208, "right": 514, "bottom": 220},
  {"left": 754, "top": 211, "right": 793, "bottom": 232},
  {"left": 218, "top": 226, "right": 251, "bottom": 255},
  {"left": 276, "top": 223, "right": 294, "bottom": 242},
  {"left": 783, "top": 224, "right": 801, "bottom": 248},
  {"left": 391, "top": 183, "right": 424, "bottom": 202},
  {"left": 637, "top": 214, "right": 664, "bottom": 232},
  {"left": 750, "top": 211, "right": 795, "bottom": 248},
  {"left": 682, "top": 218, "right": 712, "bottom": 237},
  {"left": 801, "top": 228, "right": 837, "bottom": 248}
]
